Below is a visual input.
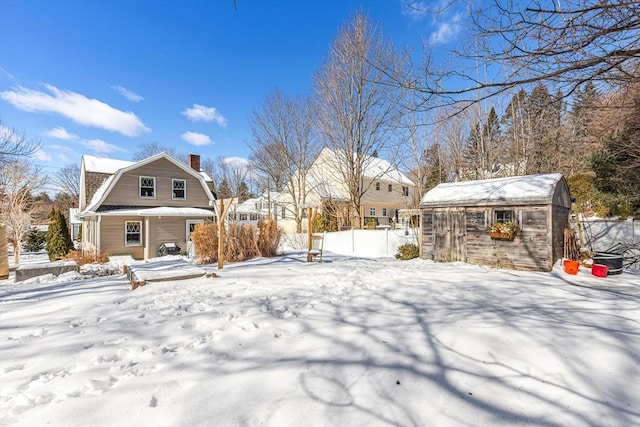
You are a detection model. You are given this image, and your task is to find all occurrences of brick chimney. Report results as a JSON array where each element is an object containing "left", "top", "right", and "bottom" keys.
[{"left": 188, "top": 154, "right": 201, "bottom": 172}]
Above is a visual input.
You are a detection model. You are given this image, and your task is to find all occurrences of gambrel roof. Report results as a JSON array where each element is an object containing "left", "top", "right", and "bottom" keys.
[
  {"left": 419, "top": 173, "right": 570, "bottom": 208},
  {"left": 80, "top": 152, "right": 215, "bottom": 216}
]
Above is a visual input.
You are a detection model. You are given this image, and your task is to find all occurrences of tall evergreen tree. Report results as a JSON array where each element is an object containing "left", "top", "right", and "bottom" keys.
[{"left": 45, "top": 208, "right": 74, "bottom": 260}]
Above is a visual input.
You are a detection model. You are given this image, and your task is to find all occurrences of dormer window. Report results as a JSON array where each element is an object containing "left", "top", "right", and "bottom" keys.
[
  {"left": 140, "top": 176, "right": 156, "bottom": 198},
  {"left": 172, "top": 179, "right": 186, "bottom": 200}
]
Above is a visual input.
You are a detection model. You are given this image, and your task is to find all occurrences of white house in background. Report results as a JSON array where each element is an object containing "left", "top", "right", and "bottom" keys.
[
  {"left": 224, "top": 191, "right": 281, "bottom": 227},
  {"left": 68, "top": 208, "right": 81, "bottom": 241},
  {"left": 78, "top": 152, "right": 216, "bottom": 260},
  {"left": 276, "top": 148, "right": 416, "bottom": 233}
]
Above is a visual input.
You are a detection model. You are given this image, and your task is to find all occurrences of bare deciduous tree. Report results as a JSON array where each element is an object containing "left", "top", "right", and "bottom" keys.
[
  {"left": 132, "top": 141, "right": 188, "bottom": 163},
  {"left": 0, "top": 123, "right": 41, "bottom": 165},
  {"left": 314, "top": 11, "right": 410, "bottom": 227},
  {"left": 408, "top": 0, "right": 640, "bottom": 114},
  {"left": 53, "top": 163, "right": 80, "bottom": 199},
  {"left": 0, "top": 161, "right": 45, "bottom": 265},
  {"left": 248, "top": 90, "right": 320, "bottom": 232}
]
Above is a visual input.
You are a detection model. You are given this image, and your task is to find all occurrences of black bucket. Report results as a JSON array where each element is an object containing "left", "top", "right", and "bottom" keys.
[{"left": 593, "top": 252, "right": 624, "bottom": 275}]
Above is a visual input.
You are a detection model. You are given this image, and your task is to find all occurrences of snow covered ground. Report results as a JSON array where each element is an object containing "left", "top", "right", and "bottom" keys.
[{"left": 1, "top": 242, "right": 639, "bottom": 426}]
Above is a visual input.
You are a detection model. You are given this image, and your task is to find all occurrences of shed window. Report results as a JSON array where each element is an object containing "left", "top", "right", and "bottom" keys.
[
  {"left": 140, "top": 176, "right": 156, "bottom": 198},
  {"left": 125, "top": 221, "right": 142, "bottom": 246},
  {"left": 172, "top": 179, "right": 186, "bottom": 199},
  {"left": 495, "top": 210, "right": 515, "bottom": 223}
]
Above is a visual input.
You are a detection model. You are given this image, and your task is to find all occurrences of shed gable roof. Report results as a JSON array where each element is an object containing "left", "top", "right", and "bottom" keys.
[{"left": 419, "top": 173, "right": 569, "bottom": 207}]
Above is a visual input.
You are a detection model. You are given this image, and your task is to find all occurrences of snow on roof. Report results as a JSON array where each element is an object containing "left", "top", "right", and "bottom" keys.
[
  {"left": 68, "top": 208, "right": 81, "bottom": 224},
  {"left": 82, "top": 154, "right": 213, "bottom": 182},
  {"left": 83, "top": 175, "right": 115, "bottom": 213},
  {"left": 83, "top": 155, "right": 133, "bottom": 174},
  {"left": 318, "top": 148, "right": 415, "bottom": 186},
  {"left": 420, "top": 173, "right": 565, "bottom": 207},
  {"left": 81, "top": 207, "right": 215, "bottom": 217}
]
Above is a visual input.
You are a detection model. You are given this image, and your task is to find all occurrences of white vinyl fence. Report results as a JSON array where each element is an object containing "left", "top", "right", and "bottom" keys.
[
  {"left": 577, "top": 217, "right": 638, "bottom": 252},
  {"left": 281, "top": 228, "right": 419, "bottom": 258}
]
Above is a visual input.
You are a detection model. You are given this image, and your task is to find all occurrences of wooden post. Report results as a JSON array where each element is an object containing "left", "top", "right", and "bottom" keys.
[
  {"left": 0, "top": 224, "right": 9, "bottom": 280},
  {"left": 307, "top": 207, "right": 313, "bottom": 262},
  {"left": 218, "top": 198, "right": 224, "bottom": 270}
]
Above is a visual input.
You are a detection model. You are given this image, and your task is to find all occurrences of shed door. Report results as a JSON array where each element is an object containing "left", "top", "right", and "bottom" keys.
[{"left": 434, "top": 209, "right": 466, "bottom": 262}]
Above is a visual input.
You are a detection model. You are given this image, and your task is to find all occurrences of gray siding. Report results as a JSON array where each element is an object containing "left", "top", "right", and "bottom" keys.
[
  {"left": 102, "top": 158, "right": 211, "bottom": 209},
  {"left": 100, "top": 216, "right": 144, "bottom": 259}
]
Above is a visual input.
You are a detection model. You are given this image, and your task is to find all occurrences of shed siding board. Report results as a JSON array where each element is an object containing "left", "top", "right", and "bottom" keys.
[
  {"left": 102, "top": 158, "right": 210, "bottom": 208},
  {"left": 421, "top": 211, "right": 434, "bottom": 258},
  {"left": 100, "top": 216, "right": 144, "bottom": 259},
  {"left": 422, "top": 203, "right": 563, "bottom": 271}
]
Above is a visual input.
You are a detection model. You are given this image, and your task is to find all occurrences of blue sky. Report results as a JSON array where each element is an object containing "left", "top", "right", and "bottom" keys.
[{"left": 0, "top": 0, "right": 463, "bottom": 183}]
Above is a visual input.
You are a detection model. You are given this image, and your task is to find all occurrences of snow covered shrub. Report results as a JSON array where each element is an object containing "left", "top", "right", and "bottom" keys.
[{"left": 395, "top": 243, "right": 419, "bottom": 260}]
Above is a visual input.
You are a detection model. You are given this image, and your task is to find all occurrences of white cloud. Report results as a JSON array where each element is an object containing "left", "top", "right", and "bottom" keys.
[
  {"left": 181, "top": 131, "right": 212, "bottom": 146},
  {"left": 43, "top": 126, "right": 77, "bottom": 140},
  {"left": 402, "top": 1, "right": 428, "bottom": 20},
  {"left": 112, "top": 85, "right": 144, "bottom": 102},
  {"left": 430, "top": 13, "right": 463, "bottom": 45},
  {"left": 33, "top": 148, "right": 52, "bottom": 162},
  {"left": 79, "top": 138, "right": 126, "bottom": 153},
  {"left": 181, "top": 104, "right": 227, "bottom": 127},
  {"left": 223, "top": 156, "right": 249, "bottom": 166},
  {"left": 0, "top": 67, "right": 14, "bottom": 80},
  {"left": 0, "top": 84, "right": 150, "bottom": 136}
]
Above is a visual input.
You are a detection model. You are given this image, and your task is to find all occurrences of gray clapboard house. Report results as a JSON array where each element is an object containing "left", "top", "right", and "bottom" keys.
[
  {"left": 79, "top": 152, "right": 216, "bottom": 260},
  {"left": 419, "top": 173, "right": 571, "bottom": 271}
]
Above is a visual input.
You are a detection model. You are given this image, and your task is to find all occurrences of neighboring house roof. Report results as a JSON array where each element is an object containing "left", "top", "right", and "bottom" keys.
[
  {"left": 419, "top": 173, "right": 568, "bottom": 207},
  {"left": 80, "top": 152, "right": 216, "bottom": 216},
  {"left": 68, "top": 208, "right": 81, "bottom": 225},
  {"left": 318, "top": 148, "right": 415, "bottom": 186},
  {"left": 309, "top": 148, "right": 415, "bottom": 200}
]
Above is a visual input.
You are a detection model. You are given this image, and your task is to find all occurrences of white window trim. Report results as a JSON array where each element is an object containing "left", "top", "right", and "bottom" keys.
[
  {"left": 172, "top": 178, "right": 187, "bottom": 200},
  {"left": 186, "top": 220, "right": 204, "bottom": 242},
  {"left": 125, "top": 221, "right": 142, "bottom": 246},
  {"left": 369, "top": 207, "right": 376, "bottom": 216},
  {"left": 139, "top": 176, "right": 156, "bottom": 199}
]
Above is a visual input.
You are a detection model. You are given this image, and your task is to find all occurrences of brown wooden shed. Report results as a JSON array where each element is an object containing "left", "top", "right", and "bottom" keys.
[{"left": 419, "top": 173, "right": 571, "bottom": 271}]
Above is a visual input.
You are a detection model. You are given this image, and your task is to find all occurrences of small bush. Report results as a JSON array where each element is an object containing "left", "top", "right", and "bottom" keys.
[
  {"left": 190, "top": 221, "right": 282, "bottom": 265},
  {"left": 395, "top": 243, "right": 419, "bottom": 260},
  {"left": 24, "top": 227, "right": 46, "bottom": 252},
  {"left": 64, "top": 250, "right": 110, "bottom": 266},
  {"left": 257, "top": 220, "right": 281, "bottom": 257}
]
